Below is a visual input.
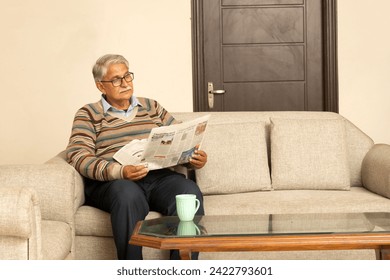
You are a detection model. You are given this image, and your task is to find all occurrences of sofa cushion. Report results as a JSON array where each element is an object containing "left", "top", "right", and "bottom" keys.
[
  {"left": 203, "top": 187, "right": 390, "bottom": 215},
  {"left": 75, "top": 235, "right": 117, "bottom": 260},
  {"left": 195, "top": 122, "right": 271, "bottom": 195},
  {"left": 75, "top": 206, "right": 112, "bottom": 237},
  {"left": 270, "top": 118, "right": 350, "bottom": 190}
]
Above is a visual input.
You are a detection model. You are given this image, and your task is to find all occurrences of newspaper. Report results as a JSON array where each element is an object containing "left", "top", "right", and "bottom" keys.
[{"left": 113, "top": 115, "right": 210, "bottom": 170}]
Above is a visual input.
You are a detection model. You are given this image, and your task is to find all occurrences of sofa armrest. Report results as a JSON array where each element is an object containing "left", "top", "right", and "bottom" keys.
[
  {"left": 0, "top": 162, "right": 83, "bottom": 225},
  {"left": 362, "top": 144, "right": 390, "bottom": 198},
  {"left": 0, "top": 186, "right": 42, "bottom": 259},
  {"left": 45, "top": 151, "right": 85, "bottom": 213}
]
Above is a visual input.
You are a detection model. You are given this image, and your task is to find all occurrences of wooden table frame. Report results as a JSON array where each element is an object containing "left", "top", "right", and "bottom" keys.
[{"left": 130, "top": 221, "right": 390, "bottom": 260}]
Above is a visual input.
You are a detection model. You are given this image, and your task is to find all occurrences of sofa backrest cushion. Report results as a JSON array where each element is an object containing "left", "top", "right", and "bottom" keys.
[
  {"left": 195, "top": 122, "right": 271, "bottom": 195},
  {"left": 270, "top": 118, "right": 350, "bottom": 190},
  {"left": 172, "top": 111, "right": 374, "bottom": 189}
]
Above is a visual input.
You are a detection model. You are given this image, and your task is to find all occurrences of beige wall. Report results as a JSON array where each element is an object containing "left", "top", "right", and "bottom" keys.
[
  {"left": 338, "top": 0, "right": 390, "bottom": 145},
  {"left": 0, "top": 0, "right": 389, "bottom": 165}
]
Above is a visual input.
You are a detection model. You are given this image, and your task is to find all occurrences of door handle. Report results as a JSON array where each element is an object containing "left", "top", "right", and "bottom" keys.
[{"left": 208, "top": 82, "right": 226, "bottom": 109}]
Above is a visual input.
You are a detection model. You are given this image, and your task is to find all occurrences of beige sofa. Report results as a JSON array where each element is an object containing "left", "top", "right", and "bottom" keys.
[{"left": 1, "top": 111, "right": 390, "bottom": 260}]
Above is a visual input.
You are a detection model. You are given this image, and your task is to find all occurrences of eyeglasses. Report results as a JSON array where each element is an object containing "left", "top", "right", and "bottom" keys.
[{"left": 100, "top": 72, "right": 134, "bottom": 87}]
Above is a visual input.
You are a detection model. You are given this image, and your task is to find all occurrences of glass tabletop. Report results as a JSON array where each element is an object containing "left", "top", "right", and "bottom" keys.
[{"left": 139, "top": 212, "right": 390, "bottom": 238}]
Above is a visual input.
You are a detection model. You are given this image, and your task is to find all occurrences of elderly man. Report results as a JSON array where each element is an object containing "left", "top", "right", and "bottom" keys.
[{"left": 66, "top": 54, "right": 206, "bottom": 260}]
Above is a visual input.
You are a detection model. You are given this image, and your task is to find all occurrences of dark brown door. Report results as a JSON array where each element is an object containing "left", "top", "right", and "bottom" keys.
[{"left": 192, "top": 0, "right": 338, "bottom": 112}]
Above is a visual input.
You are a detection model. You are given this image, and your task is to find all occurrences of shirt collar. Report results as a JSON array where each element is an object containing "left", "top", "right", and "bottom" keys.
[{"left": 101, "top": 95, "right": 140, "bottom": 114}]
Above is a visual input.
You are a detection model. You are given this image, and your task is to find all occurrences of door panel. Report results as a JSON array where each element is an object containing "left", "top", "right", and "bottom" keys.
[
  {"left": 222, "top": 7, "right": 304, "bottom": 44},
  {"left": 222, "top": 0, "right": 304, "bottom": 5},
  {"left": 224, "top": 82, "right": 305, "bottom": 111},
  {"left": 192, "top": 0, "right": 338, "bottom": 112},
  {"left": 223, "top": 46, "right": 304, "bottom": 82}
]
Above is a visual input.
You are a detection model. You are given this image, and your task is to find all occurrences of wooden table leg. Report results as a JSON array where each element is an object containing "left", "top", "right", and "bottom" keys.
[{"left": 179, "top": 249, "right": 192, "bottom": 260}]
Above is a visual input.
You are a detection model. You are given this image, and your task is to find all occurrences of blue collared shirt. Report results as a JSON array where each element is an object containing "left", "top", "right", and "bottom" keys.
[{"left": 101, "top": 95, "right": 140, "bottom": 117}]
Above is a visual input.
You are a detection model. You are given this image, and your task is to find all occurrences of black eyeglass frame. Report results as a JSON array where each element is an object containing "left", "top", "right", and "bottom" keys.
[{"left": 100, "top": 72, "right": 134, "bottom": 87}]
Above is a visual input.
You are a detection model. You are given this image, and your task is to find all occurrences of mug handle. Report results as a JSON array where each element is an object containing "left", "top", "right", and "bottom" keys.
[{"left": 194, "top": 198, "right": 200, "bottom": 214}]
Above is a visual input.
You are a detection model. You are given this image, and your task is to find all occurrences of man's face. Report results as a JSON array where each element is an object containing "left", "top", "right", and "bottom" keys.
[{"left": 96, "top": 63, "right": 134, "bottom": 109}]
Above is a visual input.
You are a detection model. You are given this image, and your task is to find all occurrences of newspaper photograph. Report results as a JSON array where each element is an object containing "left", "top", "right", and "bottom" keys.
[{"left": 113, "top": 115, "right": 210, "bottom": 170}]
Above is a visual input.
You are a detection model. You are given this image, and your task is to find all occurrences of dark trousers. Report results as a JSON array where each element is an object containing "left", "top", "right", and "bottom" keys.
[{"left": 83, "top": 169, "right": 204, "bottom": 260}]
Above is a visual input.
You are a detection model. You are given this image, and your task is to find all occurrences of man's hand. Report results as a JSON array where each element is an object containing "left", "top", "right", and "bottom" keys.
[
  {"left": 189, "top": 145, "right": 207, "bottom": 169},
  {"left": 123, "top": 164, "right": 149, "bottom": 181}
]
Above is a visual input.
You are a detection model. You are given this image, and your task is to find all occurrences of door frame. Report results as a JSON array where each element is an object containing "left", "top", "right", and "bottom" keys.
[{"left": 191, "top": 0, "right": 339, "bottom": 112}]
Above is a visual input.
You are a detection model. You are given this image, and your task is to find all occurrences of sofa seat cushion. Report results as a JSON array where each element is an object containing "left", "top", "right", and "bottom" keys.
[
  {"left": 203, "top": 187, "right": 390, "bottom": 215},
  {"left": 196, "top": 122, "right": 271, "bottom": 195},
  {"left": 270, "top": 118, "right": 350, "bottom": 190},
  {"left": 75, "top": 205, "right": 162, "bottom": 237},
  {"left": 75, "top": 206, "right": 112, "bottom": 237},
  {"left": 74, "top": 235, "right": 169, "bottom": 260},
  {"left": 75, "top": 235, "right": 117, "bottom": 260},
  {"left": 41, "top": 220, "right": 72, "bottom": 260}
]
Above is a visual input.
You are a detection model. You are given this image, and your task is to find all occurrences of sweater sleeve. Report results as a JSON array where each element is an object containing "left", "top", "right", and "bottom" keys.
[{"left": 66, "top": 107, "right": 124, "bottom": 181}]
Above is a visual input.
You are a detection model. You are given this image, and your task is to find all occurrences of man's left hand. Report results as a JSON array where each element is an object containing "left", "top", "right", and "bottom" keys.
[{"left": 189, "top": 145, "right": 207, "bottom": 169}]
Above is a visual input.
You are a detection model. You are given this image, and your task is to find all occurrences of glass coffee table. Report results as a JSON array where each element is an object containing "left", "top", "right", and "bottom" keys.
[{"left": 129, "top": 212, "right": 390, "bottom": 260}]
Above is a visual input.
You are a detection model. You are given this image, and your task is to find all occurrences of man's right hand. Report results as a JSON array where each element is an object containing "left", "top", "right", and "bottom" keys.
[{"left": 123, "top": 164, "right": 149, "bottom": 181}]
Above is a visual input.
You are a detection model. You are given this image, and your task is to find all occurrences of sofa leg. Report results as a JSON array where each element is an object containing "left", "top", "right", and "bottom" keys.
[{"left": 376, "top": 246, "right": 390, "bottom": 260}]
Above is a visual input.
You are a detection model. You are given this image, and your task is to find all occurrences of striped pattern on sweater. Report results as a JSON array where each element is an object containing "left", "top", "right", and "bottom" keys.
[{"left": 66, "top": 97, "right": 177, "bottom": 181}]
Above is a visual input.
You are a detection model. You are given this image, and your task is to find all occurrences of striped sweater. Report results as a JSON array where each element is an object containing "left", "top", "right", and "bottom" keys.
[{"left": 66, "top": 97, "right": 177, "bottom": 181}]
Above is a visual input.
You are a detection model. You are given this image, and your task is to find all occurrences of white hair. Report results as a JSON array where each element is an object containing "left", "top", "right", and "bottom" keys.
[{"left": 92, "top": 54, "right": 129, "bottom": 82}]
